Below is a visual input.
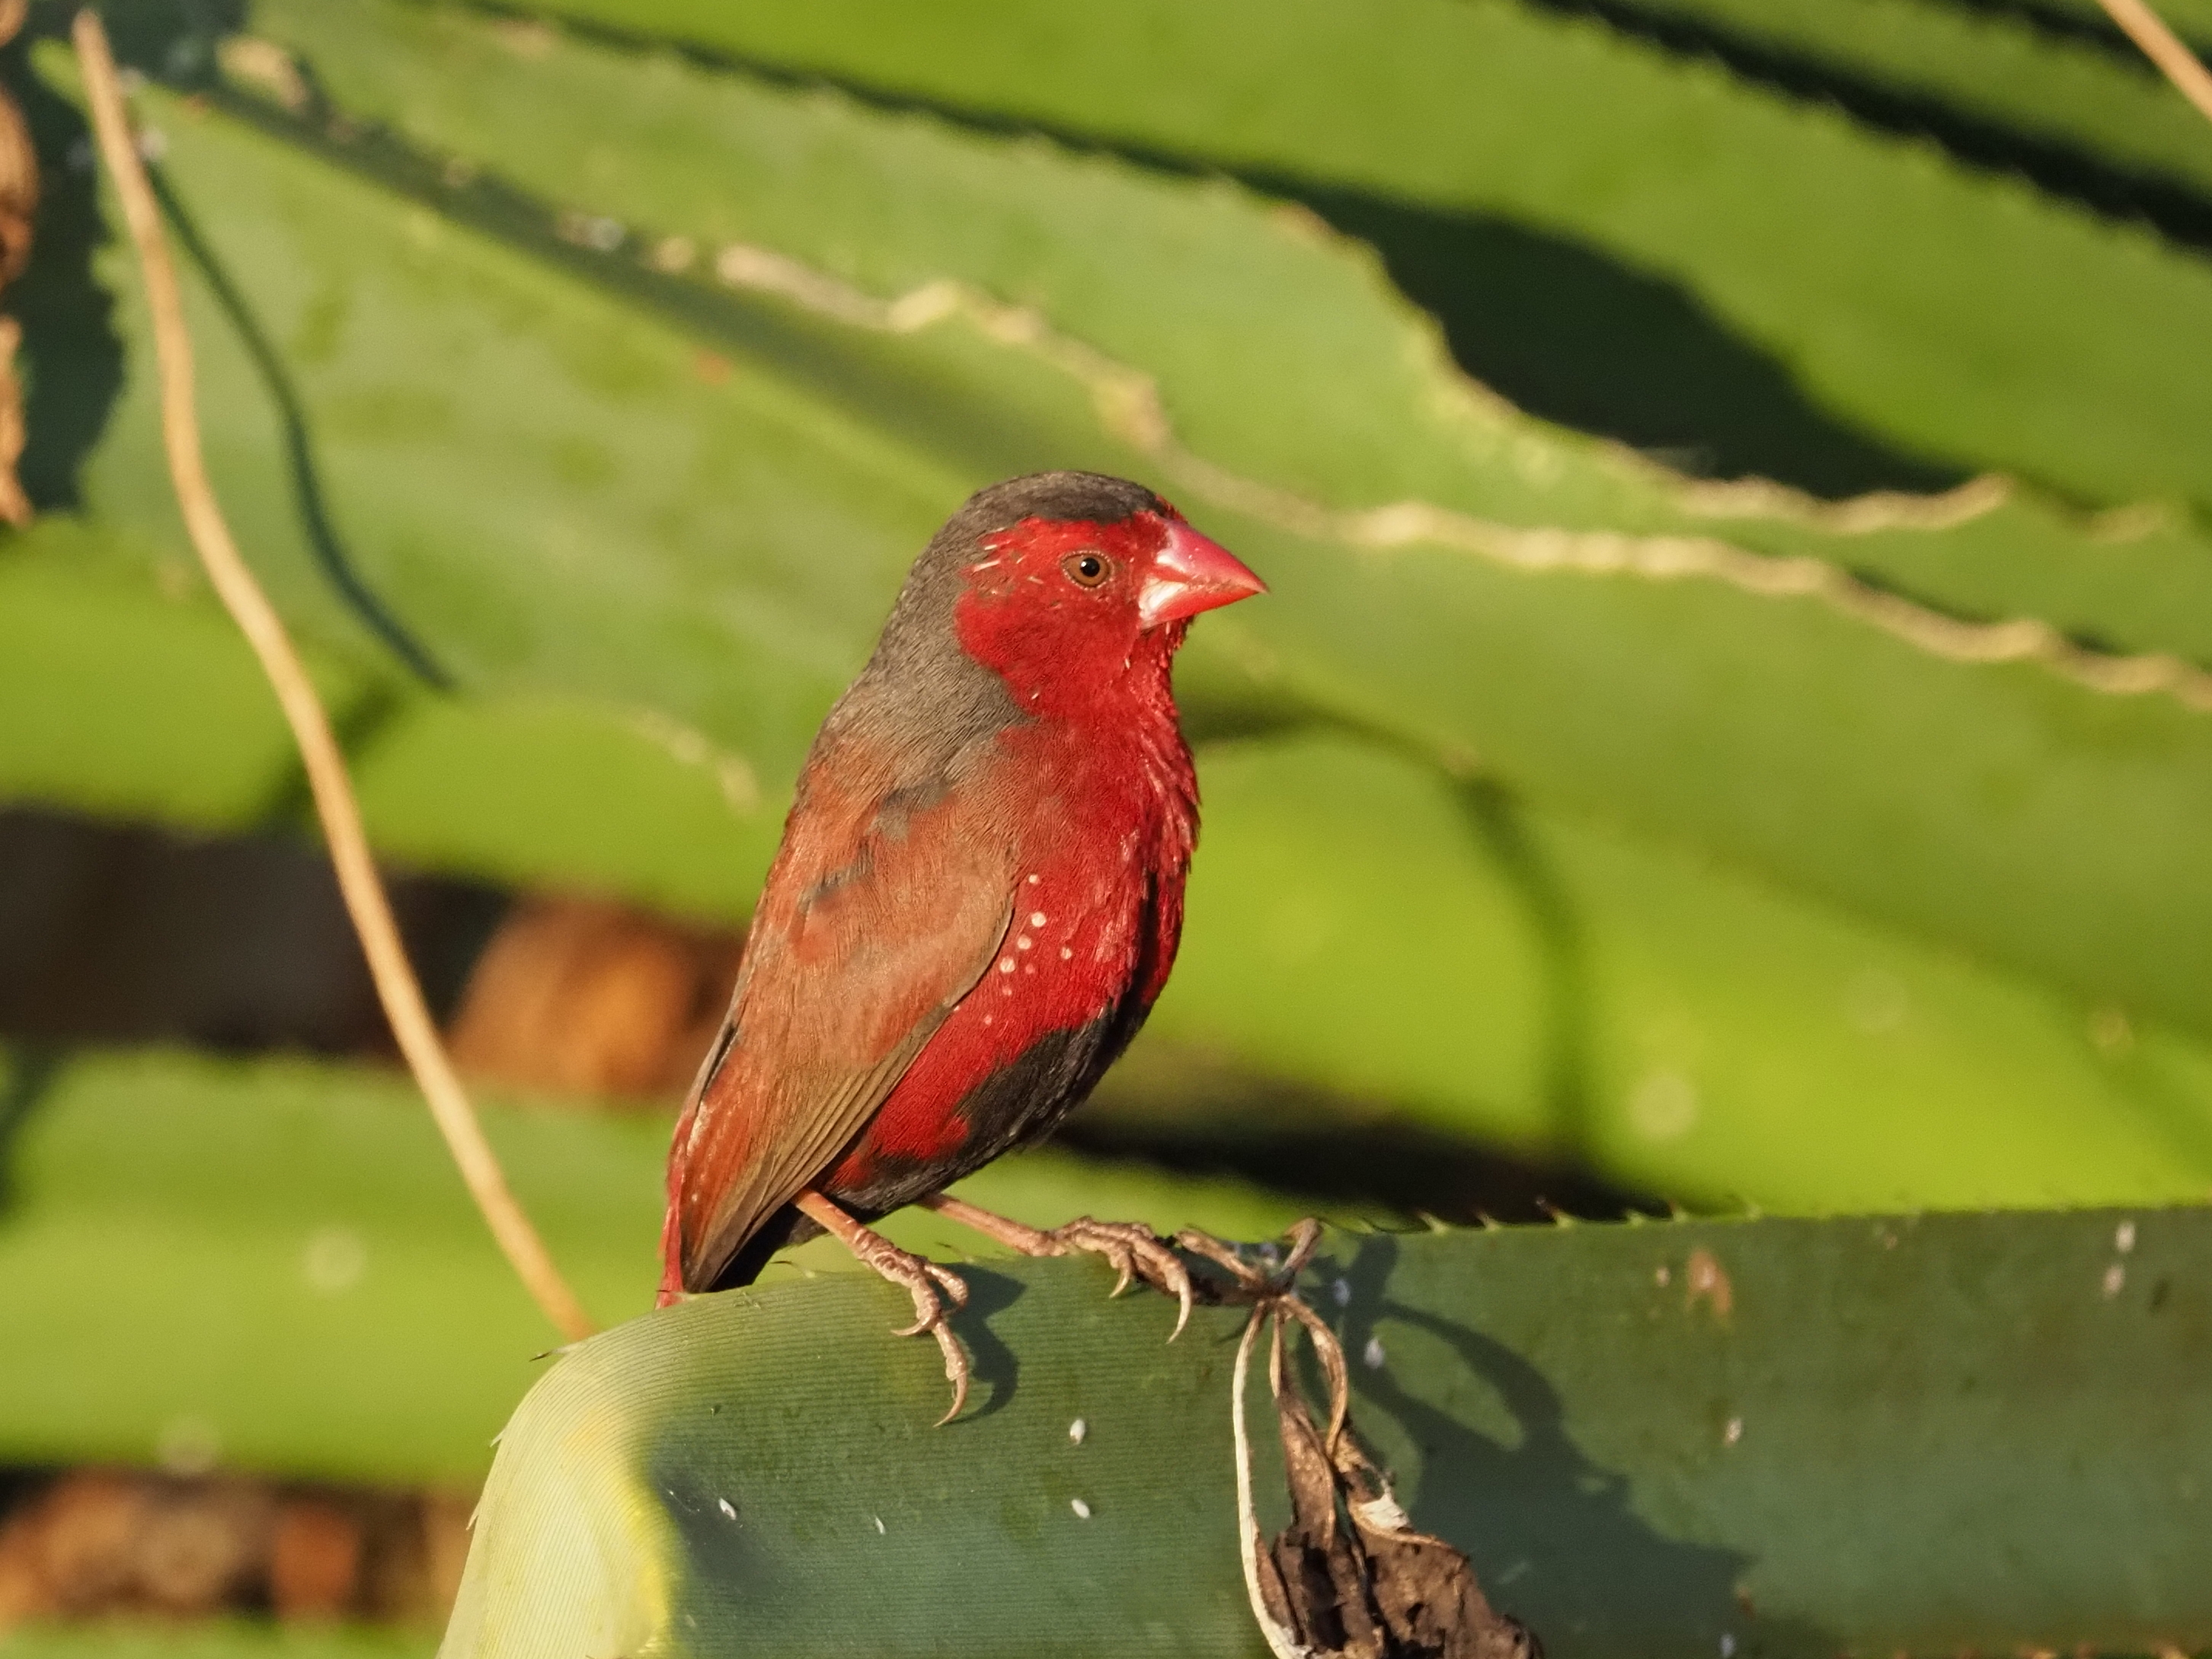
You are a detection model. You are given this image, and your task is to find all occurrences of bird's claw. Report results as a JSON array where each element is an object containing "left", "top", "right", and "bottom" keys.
[
  {"left": 849, "top": 1232, "right": 972, "bottom": 1423},
  {"left": 887, "top": 1258, "right": 970, "bottom": 1335},
  {"left": 1042, "top": 1216, "right": 1196, "bottom": 1342}
]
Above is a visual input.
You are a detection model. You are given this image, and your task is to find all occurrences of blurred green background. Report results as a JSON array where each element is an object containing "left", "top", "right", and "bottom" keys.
[{"left": 3, "top": 0, "right": 2212, "bottom": 1646}]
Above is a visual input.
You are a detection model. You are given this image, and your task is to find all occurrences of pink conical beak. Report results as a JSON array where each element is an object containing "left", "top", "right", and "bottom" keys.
[{"left": 1137, "top": 522, "right": 1267, "bottom": 628}]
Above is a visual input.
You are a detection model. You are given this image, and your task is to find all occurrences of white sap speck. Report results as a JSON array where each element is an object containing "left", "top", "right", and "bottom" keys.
[
  {"left": 982, "top": 1014, "right": 993, "bottom": 1026},
  {"left": 1362, "top": 1337, "right": 1386, "bottom": 1370},
  {"left": 1069, "top": 1498, "right": 1092, "bottom": 1520},
  {"left": 718, "top": 1499, "right": 736, "bottom": 1520},
  {"left": 1028, "top": 873, "right": 1041, "bottom": 884},
  {"left": 157, "top": 1414, "right": 221, "bottom": 1476},
  {"left": 1844, "top": 969, "right": 1908, "bottom": 1034},
  {"left": 1060, "top": 947, "right": 1072, "bottom": 960},
  {"left": 874, "top": 1516, "right": 886, "bottom": 1534},
  {"left": 1629, "top": 1070, "right": 1699, "bottom": 1141},
  {"left": 1015, "top": 936, "right": 1032, "bottom": 951},
  {"left": 1720, "top": 1636, "right": 1736, "bottom": 1658},
  {"left": 1030, "top": 912, "right": 1048, "bottom": 927},
  {"left": 999, "top": 958, "right": 1015, "bottom": 973},
  {"left": 1332, "top": 1278, "right": 1351, "bottom": 1307},
  {"left": 302, "top": 1225, "right": 369, "bottom": 1295},
  {"left": 1069, "top": 1418, "right": 1088, "bottom": 1444}
]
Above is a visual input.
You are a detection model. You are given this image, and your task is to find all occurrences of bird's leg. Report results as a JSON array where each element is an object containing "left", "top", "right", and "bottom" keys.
[
  {"left": 919, "top": 1193, "right": 1194, "bottom": 1339},
  {"left": 794, "top": 1190, "right": 971, "bottom": 1424}
]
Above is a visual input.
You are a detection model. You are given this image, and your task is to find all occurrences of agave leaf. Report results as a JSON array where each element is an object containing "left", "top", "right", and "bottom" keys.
[
  {"left": 1533, "top": 0, "right": 2212, "bottom": 216},
  {"left": 24, "top": 27, "right": 2212, "bottom": 1037},
  {"left": 225, "top": 0, "right": 2212, "bottom": 662},
  {"left": 0, "top": 1625, "right": 432, "bottom": 1659},
  {"left": 473, "top": 0, "right": 2212, "bottom": 513},
  {"left": 440, "top": 1209, "right": 2212, "bottom": 1658},
  {"left": 1164, "top": 733, "right": 2212, "bottom": 1211},
  {"left": 2025, "top": 0, "right": 2212, "bottom": 43},
  {"left": 15, "top": 553, "right": 2212, "bottom": 1213},
  {"left": 10, "top": 7, "right": 2212, "bottom": 1223},
  {"left": 0, "top": 1046, "right": 1312, "bottom": 1481}
]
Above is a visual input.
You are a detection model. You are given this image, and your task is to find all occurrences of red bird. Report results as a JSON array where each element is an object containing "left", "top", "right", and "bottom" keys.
[{"left": 658, "top": 471, "right": 1264, "bottom": 1417}]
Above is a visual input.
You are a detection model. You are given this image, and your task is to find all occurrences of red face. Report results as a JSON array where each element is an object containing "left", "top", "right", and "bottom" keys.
[{"left": 952, "top": 505, "right": 1264, "bottom": 715}]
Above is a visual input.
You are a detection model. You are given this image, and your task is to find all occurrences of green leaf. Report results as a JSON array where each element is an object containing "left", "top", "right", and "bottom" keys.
[
  {"left": 224, "top": 0, "right": 2212, "bottom": 659},
  {"left": 478, "top": 0, "right": 2212, "bottom": 513},
  {"left": 2016, "top": 0, "right": 2212, "bottom": 48},
  {"left": 439, "top": 1209, "right": 2212, "bottom": 1658},
  {"left": 14, "top": 1, "right": 2212, "bottom": 1221},
  {"left": 0, "top": 551, "right": 780, "bottom": 914},
  {"left": 0, "top": 1625, "right": 432, "bottom": 1659},
  {"left": 1506, "top": 0, "right": 2212, "bottom": 221},
  {"left": 1163, "top": 733, "right": 2212, "bottom": 1211},
  {"left": 0, "top": 1047, "right": 1313, "bottom": 1482},
  {"left": 107, "top": 4, "right": 2212, "bottom": 1046}
]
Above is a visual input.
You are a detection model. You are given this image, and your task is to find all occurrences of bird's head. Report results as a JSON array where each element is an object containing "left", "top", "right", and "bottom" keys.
[{"left": 933, "top": 472, "right": 1265, "bottom": 718}]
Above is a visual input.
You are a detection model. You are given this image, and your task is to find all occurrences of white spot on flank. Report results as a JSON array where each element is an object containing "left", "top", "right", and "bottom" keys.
[
  {"left": 1069, "top": 1498, "right": 1092, "bottom": 1520},
  {"left": 999, "top": 957, "right": 1015, "bottom": 973},
  {"left": 1654, "top": 1264, "right": 1672, "bottom": 1287},
  {"left": 1720, "top": 1636, "right": 1736, "bottom": 1659},
  {"left": 1724, "top": 1416, "right": 1744, "bottom": 1446},
  {"left": 2117, "top": 1219, "right": 2137, "bottom": 1254},
  {"left": 1060, "top": 947, "right": 1072, "bottom": 960},
  {"left": 873, "top": 1515, "right": 885, "bottom": 1534},
  {"left": 1028, "top": 873, "right": 1041, "bottom": 884},
  {"left": 1015, "top": 936, "right": 1032, "bottom": 951},
  {"left": 1030, "top": 911, "right": 1047, "bottom": 927},
  {"left": 2103, "top": 1262, "right": 2127, "bottom": 1299},
  {"left": 1332, "top": 1278, "right": 1351, "bottom": 1307},
  {"left": 982, "top": 1014, "right": 993, "bottom": 1026},
  {"left": 1362, "top": 1337, "right": 1386, "bottom": 1370},
  {"left": 1069, "top": 1418, "right": 1088, "bottom": 1444},
  {"left": 718, "top": 1498, "right": 736, "bottom": 1520}
]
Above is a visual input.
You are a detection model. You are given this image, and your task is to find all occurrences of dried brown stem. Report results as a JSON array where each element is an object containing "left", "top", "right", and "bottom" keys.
[
  {"left": 71, "top": 9, "right": 594, "bottom": 1344},
  {"left": 2098, "top": 0, "right": 2212, "bottom": 125},
  {"left": 1194, "top": 1221, "right": 1539, "bottom": 1659}
]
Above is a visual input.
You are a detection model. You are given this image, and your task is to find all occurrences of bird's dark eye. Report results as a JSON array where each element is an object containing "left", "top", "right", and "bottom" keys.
[{"left": 1061, "top": 551, "right": 1114, "bottom": 588}]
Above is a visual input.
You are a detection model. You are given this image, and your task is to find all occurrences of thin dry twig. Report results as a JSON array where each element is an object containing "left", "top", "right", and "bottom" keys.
[
  {"left": 2098, "top": 0, "right": 2212, "bottom": 125},
  {"left": 0, "top": 0, "right": 38, "bottom": 528},
  {"left": 72, "top": 9, "right": 594, "bottom": 1344}
]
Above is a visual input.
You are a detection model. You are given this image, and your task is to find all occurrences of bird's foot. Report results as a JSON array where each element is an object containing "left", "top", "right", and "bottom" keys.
[
  {"left": 795, "top": 1190, "right": 971, "bottom": 1424},
  {"left": 921, "top": 1194, "right": 1194, "bottom": 1339}
]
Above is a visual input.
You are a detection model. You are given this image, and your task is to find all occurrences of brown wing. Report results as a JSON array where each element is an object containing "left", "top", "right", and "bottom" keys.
[{"left": 668, "top": 746, "right": 1016, "bottom": 1292}]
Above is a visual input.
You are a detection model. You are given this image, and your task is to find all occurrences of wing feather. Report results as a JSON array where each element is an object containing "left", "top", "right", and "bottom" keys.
[{"left": 668, "top": 749, "right": 1016, "bottom": 1292}]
